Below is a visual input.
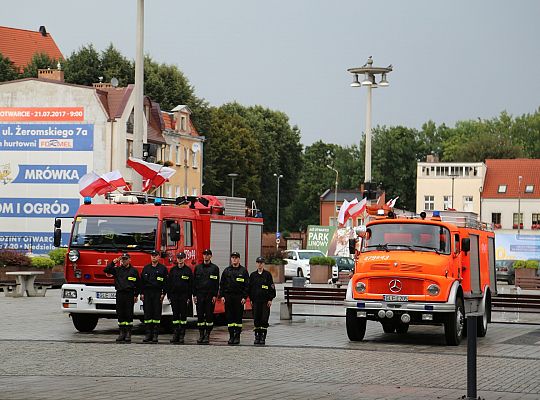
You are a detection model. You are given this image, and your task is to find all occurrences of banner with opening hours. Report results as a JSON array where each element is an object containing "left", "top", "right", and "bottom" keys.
[{"left": 0, "top": 198, "right": 79, "bottom": 218}]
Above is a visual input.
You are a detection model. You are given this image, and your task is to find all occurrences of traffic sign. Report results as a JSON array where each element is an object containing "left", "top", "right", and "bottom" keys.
[
  {"left": 276, "top": 232, "right": 281, "bottom": 238},
  {"left": 276, "top": 238, "right": 281, "bottom": 244}
]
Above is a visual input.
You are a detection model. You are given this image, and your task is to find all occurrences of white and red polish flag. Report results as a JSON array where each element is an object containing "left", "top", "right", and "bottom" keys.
[
  {"left": 127, "top": 157, "right": 176, "bottom": 192},
  {"left": 386, "top": 196, "right": 399, "bottom": 208},
  {"left": 337, "top": 199, "right": 350, "bottom": 226},
  {"left": 79, "top": 172, "right": 110, "bottom": 197},
  {"left": 101, "top": 170, "right": 129, "bottom": 192},
  {"left": 347, "top": 197, "right": 368, "bottom": 220}
]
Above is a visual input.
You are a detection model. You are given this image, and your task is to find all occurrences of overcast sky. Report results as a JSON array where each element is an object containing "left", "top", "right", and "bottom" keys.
[{"left": 3, "top": 1, "right": 539, "bottom": 146}]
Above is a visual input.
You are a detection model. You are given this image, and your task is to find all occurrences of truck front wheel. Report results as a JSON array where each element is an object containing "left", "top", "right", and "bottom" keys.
[
  {"left": 444, "top": 297, "right": 464, "bottom": 346},
  {"left": 71, "top": 314, "right": 98, "bottom": 332},
  {"left": 346, "top": 308, "right": 366, "bottom": 341},
  {"left": 477, "top": 294, "right": 491, "bottom": 337}
]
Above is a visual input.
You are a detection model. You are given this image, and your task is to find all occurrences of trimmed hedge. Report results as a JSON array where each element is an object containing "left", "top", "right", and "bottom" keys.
[
  {"left": 48, "top": 248, "right": 67, "bottom": 266},
  {"left": 309, "top": 256, "right": 336, "bottom": 266},
  {"left": 514, "top": 260, "right": 539, "bottom": 269},
  {"left": 31, "top": 256, "right": 56, "bottom": 269},
  {"left": 0, "top": 250, "right": 32, "bottom": 268}
]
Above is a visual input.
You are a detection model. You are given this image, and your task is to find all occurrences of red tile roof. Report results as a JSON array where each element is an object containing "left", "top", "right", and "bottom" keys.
[
  {"left": 0, "top": 26, "right": 64, "bottom": 71},
  {"left": 483, "top": 159, "right": 540, "bottom": 199}
]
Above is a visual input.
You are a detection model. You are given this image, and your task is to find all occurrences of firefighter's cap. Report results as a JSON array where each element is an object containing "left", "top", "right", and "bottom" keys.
[
  {"left": 121, "top": 253, "right": 130, "bottom": 259},
  {"left": 230, "top": 251, "right": 241, "bottom": 258},
  {"left": 150, "top": 250, "right": 159, "bottom": 256},
  {"left": 202, "top": 249, "right": 212, "bottom": 255},
  {"left": 256, "top": 256, "right": 265, "bottom": 263},
  {"left": 176, "top": 251, "right": 186, "bottom": 259}
]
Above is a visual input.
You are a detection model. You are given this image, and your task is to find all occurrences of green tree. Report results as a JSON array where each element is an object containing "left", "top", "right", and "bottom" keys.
[
  {"left": 0, "top": 53, "right": 18, "bottom": 81},
  {"left": 64, "top": 44, "right": 102, "bottom": 86},
  {"left": 100, "top": 44, "right": 134, "bottom": 87},
  {"left": 20, "top": 53, "right": 59, "bottom": 78}
]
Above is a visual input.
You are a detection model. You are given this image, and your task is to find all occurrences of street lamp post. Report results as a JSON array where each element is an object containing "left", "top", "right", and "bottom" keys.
[
  {"left": 228, "top": 173, "right": 238, "bottom": 197},
  {"left": 518, "top": 175, "right": 522, "bottom": 235},
  {"left": 449, "top": 174, "right": 459, "bottom": 209},
  {"left": 326, "top": 165, "right": 338, "bottom": 226},
  {"left": 274, "top": 173, "right": 283, "bottom": 249},
  {"left": 348, "top": 57, "right": 392, "bottom": 193}
]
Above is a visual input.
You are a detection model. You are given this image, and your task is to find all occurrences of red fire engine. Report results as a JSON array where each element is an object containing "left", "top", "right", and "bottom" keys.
[
  {"left": 345, "top": 210, "right": 496, "bottom": 345},
  {"left": 53, "top": 194, "right": 263, "bottom": 332}
]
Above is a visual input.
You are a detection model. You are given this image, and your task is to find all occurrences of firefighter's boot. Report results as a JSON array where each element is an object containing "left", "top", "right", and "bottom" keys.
[
  {"left": 124, "top": 325, "right": 132, "bottom": 343},
  {"left": 197, "top": 328, "right": 205, "bottom": 344},
  {"left": 143, "top": 323, "right": 153, "bottom": 343},
  {"left": 260, "top": 331, "right": 267, "bottom": 345},
  {"left": 253, "top": 330, "right": 261, "bottom": 345},
  {"left": 202, "top": 328, "right": 211, "bottom": 344},
  {"left": 170, "top": 326, "right": 180, "bottom": 343},
  {"left": 116, "top": 326, "right": 126, "bottom": 342},
  {"left": 178, "top": 326, "right": 185, "bottom": 344},
  {"left": 233, "top": 328, "right": 241, "bottom": 345},
  {"left": 152, "top": 324, "right": 159, "bottom": 343},
  {"left": 227, "top": 327, "right": 235, "bottom": 345}
]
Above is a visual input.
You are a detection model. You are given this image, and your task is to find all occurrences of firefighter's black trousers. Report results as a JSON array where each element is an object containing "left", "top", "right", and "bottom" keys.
[
  {"left": 170, "top": 294, "right": 190, "bottom": 324},
  {"left": 116, "top": 290, "right": 135, "bottom": 325},
  {"left": 196, "top": 294, "right": 215, "bottom": 330},
  {"left": 225, "top": 295, "right": 244, "bottom": 329},
  {"left": 143, "top": 289, "right": 162, "bottom": 323},
  {"left": 252, "top": 301, "right": 270, "bottom": 329}
]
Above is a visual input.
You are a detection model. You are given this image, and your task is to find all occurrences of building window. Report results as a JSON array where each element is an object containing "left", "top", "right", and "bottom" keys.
[
  {"left": 192, "top": 188, "right": 197, "bottom": 196},
  {"left": 175, "top": 185, "right": 181, "bottom": 197},
  {"left": 443, "top": 195, "right": 453, "bottom": 210},
  {"left": 126, "top": 140, "right": 133, "bottom": 160},
  {"left": 424, "top": 195, "right": 434, "bottom": 211},
  {"left": 492, "top": 213, "right": 501, "bottom": 229},
  {"left": 525, "top": 185, "right": 534, "bottom": 193},
  {"left": 513, "top": 213, "right": 523, "bottom": 230},
  {"left": 167, "top": 145, "right": 173, "bottom": 163},
  {"left": 180, "top": 116, "right": 187, "bottom": 131},
  {"left": 184, "top": 148, "right": 189, "bottom": 165},
  {"left": 175, "top": 145, "right": 180, "bottom": 165},
  {"left": 191, "top": 151, "right": 198, "bottom": 168},
  {"left": 463, "top": 196, "right": 473, "bottom": 212},
  {"left": 498, "top": 185, "right": 507, "bottom": 193},
  {"left": 532, "top": 213, "right": 540, "bottom": 230}
]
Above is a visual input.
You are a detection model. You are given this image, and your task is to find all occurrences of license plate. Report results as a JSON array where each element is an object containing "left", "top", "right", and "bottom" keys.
[
  {"left": 96, "top": 292, "right": 116, "bottom": 299},
  {"left": 383, "top": 294, "right": 408, "bottom": 302}
]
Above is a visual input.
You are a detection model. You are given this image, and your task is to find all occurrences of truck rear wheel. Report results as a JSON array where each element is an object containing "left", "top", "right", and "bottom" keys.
[
  {"left": 346, "top": 308, "right": 366, "bottom": 341},
  {"left": 444, "top": 297, "right": 464, "bottom": 346},
  {"left": 71, "top": 314, "right": 98, "bottom": 332},
  {"left": 381, "top": 321, "right": 395, "bottom": 333},
  {"left": 396, "top": 323, "right": 409, "bottom": 334}
]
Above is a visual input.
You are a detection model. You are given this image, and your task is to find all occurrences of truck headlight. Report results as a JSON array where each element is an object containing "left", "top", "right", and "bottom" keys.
[
  {"left": 68, "top": 249, "right": 80, "bottom": 262},
  {"left": 63, "top": 289, "right": 77, "bottom": 299},
  {"left": 427, "top": 284, "right": 440, "bottom": 296},
  {"left": 355, "top": 281, "right": 366, "bottom": 293}
]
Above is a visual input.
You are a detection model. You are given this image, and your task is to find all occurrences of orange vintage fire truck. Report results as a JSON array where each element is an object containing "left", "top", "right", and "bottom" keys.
[
  {"left": 345, "top": 210, "right": 496, "bottom": 345},
  {"left": 53, "top": 194, "right": 263, "bottom": 332}
]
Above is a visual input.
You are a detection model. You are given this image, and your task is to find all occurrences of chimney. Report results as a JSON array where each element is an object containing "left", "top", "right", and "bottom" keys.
[
  {"left": 38, "top": 68, "right": 64, "bottom": 82},
  {"left": 39, "top": 26, "right": 47, "bottom": 36},
  {"left": 426, "top": 154, "right": 439, "bottom": 163}
]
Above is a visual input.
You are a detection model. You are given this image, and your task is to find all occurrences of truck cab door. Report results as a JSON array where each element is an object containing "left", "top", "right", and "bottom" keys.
[
  {"left": 162, "top": 219, "right": 180, "bottom": 263},
  {"left": 181, "top": 219, "right": 197, "bottom": 266}
]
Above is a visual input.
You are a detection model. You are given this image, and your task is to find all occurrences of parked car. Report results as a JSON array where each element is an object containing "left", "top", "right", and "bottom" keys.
[
  {"left": 329, "top": 256, "right": 355, "bottom": 283},
  {"left": 495, "top": 259, "right": 517, "bottom": 285},
  {"left": 282, "top": 249, "right": 325, "bottom": 280}
]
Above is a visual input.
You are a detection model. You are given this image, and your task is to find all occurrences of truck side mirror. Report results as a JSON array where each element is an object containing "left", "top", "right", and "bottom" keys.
[
  {"left": 461, "top": 237, "right": 470, "bottom": 253},
  {"left": 53, "top": 228, "right": 62, "bottom": 247},
  {"left": 54, "top": 218, "right": 61, "bottom": 228},
  {"left": 348, "top": 239, "right": 356, "bottom": 255},
  {"left": 169, "top": 222, "right": 180, "bottom": 242}
]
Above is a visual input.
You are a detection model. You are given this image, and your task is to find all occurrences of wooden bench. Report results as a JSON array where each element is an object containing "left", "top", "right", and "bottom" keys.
[
  {"left": 280, "top": 286, "right": 346, "bottom": 320},
  {"left": 491, "top": 294, "right": 540, "bottom": 314}
]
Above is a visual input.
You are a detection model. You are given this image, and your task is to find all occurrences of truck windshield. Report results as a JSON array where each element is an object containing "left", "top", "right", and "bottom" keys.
[
  {"left": 70, "top": 216, "right": 157, "bottom": 250},
  {"left": 362, "top": 223, "right": 451, "bottom": 255}
]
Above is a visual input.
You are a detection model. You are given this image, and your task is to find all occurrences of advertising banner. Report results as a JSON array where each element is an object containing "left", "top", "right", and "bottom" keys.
[
  {"left": 11, "top": 164, "right": 87, "bottom": 184},
  {"left": 307, "top": 225, "right": 356, "bottom": 256},
  {"left": 0, "top": 232, "right": 70, "bottom": 253},
  {"left": 0, "top": 123, "right": 93, "bottom": 151},
  {"left": 0, "top": 198, "right": 79, "bottom": 218},
  {"left": 0, "top": 107, "right": 84, "bottom": 122},
  {"left": 495, "top": 233, "right": 540, "bottom": 260}
]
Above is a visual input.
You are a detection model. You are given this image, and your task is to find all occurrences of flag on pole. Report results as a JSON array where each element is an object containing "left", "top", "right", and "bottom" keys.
[
  {"left": 79, "top": 172, "right": 109, "bottom": 197},
  {"left": 348, "top": 197, "right": 368, "bottom": 220},
  {"left": 337, "top": 199, "right": 350, "bottom": 225},
  {"left": 386, "top": 196, "right": 399, "bottom": 208},
  {"left": 127, "top": 157, "right": 176, "bottom": 192},
  {"left": 101, "top": 170, "right": 129, "bottom": 190}
]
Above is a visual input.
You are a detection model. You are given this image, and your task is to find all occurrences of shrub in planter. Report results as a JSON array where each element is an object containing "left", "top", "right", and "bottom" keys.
[
  {"left": 48, "top": 248, "right": 67, "bottom": 266},
  {"left": 0, "top": 250, "right": 32, "bottom": 268},
  {"left": 265, "top": 251, "right": 287, "bottom": 265},
  {"left": 31, "top": 256, "right": 56, "bottom": 269},
  {"left": 309, "top": 256, "right": 336, "bottom": 266},
  {"left": 525, "top": 260, "right": 539, "bottom": 269}
]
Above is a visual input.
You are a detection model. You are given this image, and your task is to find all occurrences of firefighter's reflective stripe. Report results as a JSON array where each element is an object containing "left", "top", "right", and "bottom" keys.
[
  {"left": 179, "top": 320, "right": 187, "bottom": 325},
  {"left": 127, "top": 277, "right": 137, "bottom": 281},
  {"left": 172, "top": 320, "right": 181, "bottom": 325},
  {"left": 157, "top": 277, "right": 164, "bottom": 281},
  {"left": 118, "top": 322, "right": 133, "bottom": 326},
  {"left": 227, "top": 323, "right": 243, "bottom": 327},
  {"left": 210, "top": 275, "right": 218, "bottom": 279},
  {"left": 181, "top": 275, "right": 189, "bottom": 280},
  {"left": 236, "top": 277, "right": 245, "bottom": 282},
  {"left": 261, "top": 285, "right": 268, "bottom": 289}
]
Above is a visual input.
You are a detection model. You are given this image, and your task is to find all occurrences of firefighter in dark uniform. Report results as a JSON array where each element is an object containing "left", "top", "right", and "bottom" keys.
[
  {"left": 220, "top": 251, "right": 249, "bottom": 345},
  {"left": 140, "top": 250, "right": 168, "bottom": 343},
  {"left": 103, "top": 252, "right": 139, "bottom": 343},
  {"left": 193, "top": 249, "right": 220, "bottom": 344},
  {"left": 249, "top": 256, "right": 276, "bottom": 345},
  {"left": 167, "top": 251, "right": 193, "bottom": 344}
]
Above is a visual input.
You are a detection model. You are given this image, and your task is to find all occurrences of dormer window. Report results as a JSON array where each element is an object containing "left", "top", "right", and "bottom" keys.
[
  {"left": 498, "top": 185, "right": 507, "bottom": 193},
  {"left": 180, "top": 116, "right": 187, "bottom": 131},
  {"left": 525, "top": 185, "right": 534, "bottom": 193}
]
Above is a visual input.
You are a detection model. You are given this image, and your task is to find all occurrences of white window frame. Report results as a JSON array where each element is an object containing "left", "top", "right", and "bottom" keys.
[
  {"left": 443, "top": 195, "right": 452, "bottom": 210},
  {"left": 498, "top": 185, "right": 507, "bottom": 193},
  {"left": 525, "top": 185, "right": 534, "bottom": 193},
  {"left": 424, "top": 195, "right": 434, "bottom": 211},
  {"left": 463, "top": 195, "right": 473, "bottom": 212},
  {"left": 175, "top": 145, "right": 180, "bottom": 165}
]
